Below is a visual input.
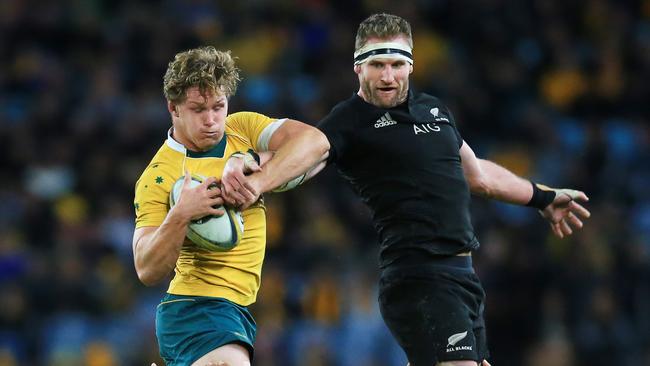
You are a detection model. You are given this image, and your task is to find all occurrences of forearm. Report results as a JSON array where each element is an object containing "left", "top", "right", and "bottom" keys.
[
  {"left": 258, "top": 151, "right": 274, "bottom": 166},
  {"left": 253, "top": 128, "right": 330, "bottom": 192},
  {"left": 474, "top": 159, "right": 533, "bottom": 205},
  {"left": 134, "top": 207, "right": 189, "bottom": 285},
  {"left": 304, "top": 156, "right": 328, "bottom": 181}
]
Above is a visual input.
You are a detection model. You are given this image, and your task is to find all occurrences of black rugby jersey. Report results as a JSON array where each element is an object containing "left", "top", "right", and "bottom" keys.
[{"left": 317, "top": 90, "right": 479, "bottom": 269}]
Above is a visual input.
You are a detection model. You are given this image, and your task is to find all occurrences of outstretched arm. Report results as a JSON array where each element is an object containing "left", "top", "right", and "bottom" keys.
[
  {"left": 460, "top": 141, "right": 590, "bottom": 238},
  {"left": 221, "top": 119, "right": 330, "bottom": 208},
  {"left": 251, "top": 119, "right": 330, "bottom": 192},
  {"left": 460, "top": 141, "right": 533, "bottom": 205}
]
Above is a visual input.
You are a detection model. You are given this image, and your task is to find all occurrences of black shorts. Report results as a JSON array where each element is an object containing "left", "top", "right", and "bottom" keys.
[{"left": 378, "top": 256, "right": 489, "bottom": 365}]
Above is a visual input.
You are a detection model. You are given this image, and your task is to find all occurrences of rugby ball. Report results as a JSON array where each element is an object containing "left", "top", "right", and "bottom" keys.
[{"left": 169, "top": 175, "right": 244, "bottom": 251}]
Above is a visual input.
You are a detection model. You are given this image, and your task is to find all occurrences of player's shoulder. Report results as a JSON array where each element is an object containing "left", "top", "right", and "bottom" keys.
[
  {"left": 226, "top": 111, "right": 270, "bottom": 124},
  {"left": 225, "top": 111, "right": 275, "bottom": 136},
  {"left": 136, "top": 144, "right": 183, "bottom": 189},
  {"left": 331, "top": 94, "right": 361, "bottom": 114},
  {"left": 410, "top": 91, "right": 456, "bottom": 123},
  {"left": 318, "top": 94, "right": 360, "bottom": 127},
  {"left": 413, "top": 91, "right": 447, "bottom": 108}
]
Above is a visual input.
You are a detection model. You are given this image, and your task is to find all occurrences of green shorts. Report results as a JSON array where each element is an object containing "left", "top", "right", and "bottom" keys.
[{"left": 155, "top": 293, "right": 257, "bottom": 366}]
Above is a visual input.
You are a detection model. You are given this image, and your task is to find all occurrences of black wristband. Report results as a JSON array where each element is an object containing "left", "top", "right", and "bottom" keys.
[
  {"left": 526, "top": 181, "right": 556, "bottom": 210},
  {"left": 247, "top": 149, "right": 261, "bottom": 165}
]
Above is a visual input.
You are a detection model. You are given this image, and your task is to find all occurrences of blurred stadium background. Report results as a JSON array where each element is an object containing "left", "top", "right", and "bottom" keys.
[{"left": 1, "top": 0, "right": 649, "bottom": 365}]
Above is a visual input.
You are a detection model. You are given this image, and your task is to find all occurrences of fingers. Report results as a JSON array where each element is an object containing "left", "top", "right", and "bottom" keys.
[
  {"left": 176, "top": 174, "right": 228, "bottom": 219},
  {"left": 552, "top": 211, "right": 586, "bottom": 238},
  {"left": 207, "top": 184, "right": 222, "bottom": 198},
  {"left": 221, "top": 182, "right": 247, "bottom": 207},
  {"left": 550, "top": 221, "right": 564, "bottom": 238},
  {"left": 225, "top": 189, "right": 249, "bottom": 206},
  {"left": 559, "top": 206, "right": 590, "bottom": 236},
  {"left": 575, "top": 191, "right": 588, "bottom": 202},
  {"left": 221, "top": 156, "right": 248, "bottom": 197},
  {"left": 221, "top": 193, "right": 238, "bottom": 207},
  {"left": 183, "top": 170, "right": 192, "bottom": 186},
  {"left": 208, "top": 207, "right": 225, "bottom": 217},
  {"left": 202, "top": 176, "right": 219, "bottom": 189},
  {"left": 222, "top": 178, "right": 247, "bottom": 202},
  {"left": 238, "top": 183, "right": 257, "bottom": 202},
  {"left": 222, "top": 175, "right": 259, "bottom": 207},
  {"left": 560, "top": 218, "right": 573, "bottom": 236},
  {"left": 242, "top": 180, "right": 259, "bottom": 197},
  {"left": 221, "top": 181, "right": 235, "bottom": 202},
  {"left": 207, "top": 195, "right": 224, "bottom": 207},
  {"left": 566, "top": 211, "right": 583, "bottom": 229},
  {"left": 221, "top": 173, "right": 246, "bottom": 201},
  {"left": 555, "top": 189, "right": 589, "bottom": 205},
  {"left": 569, "top": 200, "right": 591, "bottom": 219},
  {"left": 549, "top": 214, "right": 587, "bottom": 238},
  {"left": 198, "top": 177, "right": 223, "bottom": 200},
  {"left": 563, "top": 189, "right": 588, "bottom": 202}
]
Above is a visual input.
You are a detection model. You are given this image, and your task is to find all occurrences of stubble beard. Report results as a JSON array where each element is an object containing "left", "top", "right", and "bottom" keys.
[{"left": 361, "top": 81, "right": 408, "bottom": 108}]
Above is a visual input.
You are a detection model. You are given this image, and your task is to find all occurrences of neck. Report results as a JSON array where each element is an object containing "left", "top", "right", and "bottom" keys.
[
  {"left": 357, "top": 88, "right": 366, "bottom": 101},
  {"left": 170, "top": 128, "right": 216, "bottom": 152}
]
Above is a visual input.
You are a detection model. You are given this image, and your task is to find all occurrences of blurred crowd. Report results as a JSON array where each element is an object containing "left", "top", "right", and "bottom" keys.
[{"left": 1, "top": 0, "right": 649, "bottom": 365}]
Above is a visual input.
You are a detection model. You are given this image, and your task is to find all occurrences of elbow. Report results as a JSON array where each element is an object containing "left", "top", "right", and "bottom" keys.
[
  {"left": 135, "top": 266, "right": 164, "bottom": 287},
  {"left": 309, "top": 128, "right": 330, "bottom": 156},
  {"left": 469, "top": 176, "right": 491, "bottom": 198}
]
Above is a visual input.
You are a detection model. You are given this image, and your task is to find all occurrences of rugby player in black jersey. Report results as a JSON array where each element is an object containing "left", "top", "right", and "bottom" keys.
[{"left": 222, "top": 13, "right": 590, "bottom": 366}]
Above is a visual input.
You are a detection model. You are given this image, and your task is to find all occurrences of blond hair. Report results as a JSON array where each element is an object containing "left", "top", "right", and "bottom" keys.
[
  {"left": 355, "top": 13, "right": 413, "bottom": 52},
  {"left": 163, "top": 46, "right": 241, "bottom": 104}
]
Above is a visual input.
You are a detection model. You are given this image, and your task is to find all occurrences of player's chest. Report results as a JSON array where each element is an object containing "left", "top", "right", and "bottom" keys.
[
  {"left": 183, "top": 158, "right": 227, "bottom": 178},
  {"left": 182, "top": 137, "right": 250, "bottom": 177},
  {"left": 353, "top": 113, "right": 460, "bottom": 161}
]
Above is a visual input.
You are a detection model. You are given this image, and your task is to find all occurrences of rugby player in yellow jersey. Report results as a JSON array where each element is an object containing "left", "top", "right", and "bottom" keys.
[{"left": 132, "top": 46, "right": 329, "bottom": 366}]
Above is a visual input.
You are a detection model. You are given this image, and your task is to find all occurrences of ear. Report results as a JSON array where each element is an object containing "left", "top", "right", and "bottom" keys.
[
  {"left": 409, "top": 63, "right": 414, "bottom": 74},
  {"left": 354, "top": 64, "right": 361, "bottom": 75},
  {"left": 167, "top": 101, "right": 178, "bottom": 117}
]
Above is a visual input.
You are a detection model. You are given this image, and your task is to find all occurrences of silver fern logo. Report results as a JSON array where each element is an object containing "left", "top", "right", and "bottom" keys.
[
  {"left": 430, "top": 107, "right": 450, "bottom": 122},
  {"left": 447, "top": 331, "right": 468, "bottom": 347}
]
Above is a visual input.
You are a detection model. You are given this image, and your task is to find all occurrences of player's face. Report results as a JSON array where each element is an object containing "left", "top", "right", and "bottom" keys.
[
  {"left": 356, "top": 38, "right": 412, "bottom": 108},
  {"left": 170, "top": 87, "right": 228, "bottom": 151}
]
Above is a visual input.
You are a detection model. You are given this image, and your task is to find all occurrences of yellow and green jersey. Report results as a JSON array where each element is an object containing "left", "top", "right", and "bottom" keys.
[{"left": 134, "top": 111, "right": 286, "bottom": 306}]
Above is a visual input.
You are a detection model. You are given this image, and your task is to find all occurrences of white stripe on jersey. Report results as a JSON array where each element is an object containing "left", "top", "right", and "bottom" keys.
[{"left": 257, "top": 118, "right": 287, "bottom": 151}]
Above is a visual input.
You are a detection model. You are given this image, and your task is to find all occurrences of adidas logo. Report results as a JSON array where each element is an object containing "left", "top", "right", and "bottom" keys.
[{"left": 374, "top": 112, "right": 397, "bottom": 128}]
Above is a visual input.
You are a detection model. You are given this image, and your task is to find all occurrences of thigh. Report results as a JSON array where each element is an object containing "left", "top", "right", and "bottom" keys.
[
  {"left": 379, "top": 270, "right": 487, "bottom": 366},
  {"left": 191, "top": 343, "right": 251, "bottom": 366},
  {"left": 156, "top": 294, "right": 256, "bottom": 366}
]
